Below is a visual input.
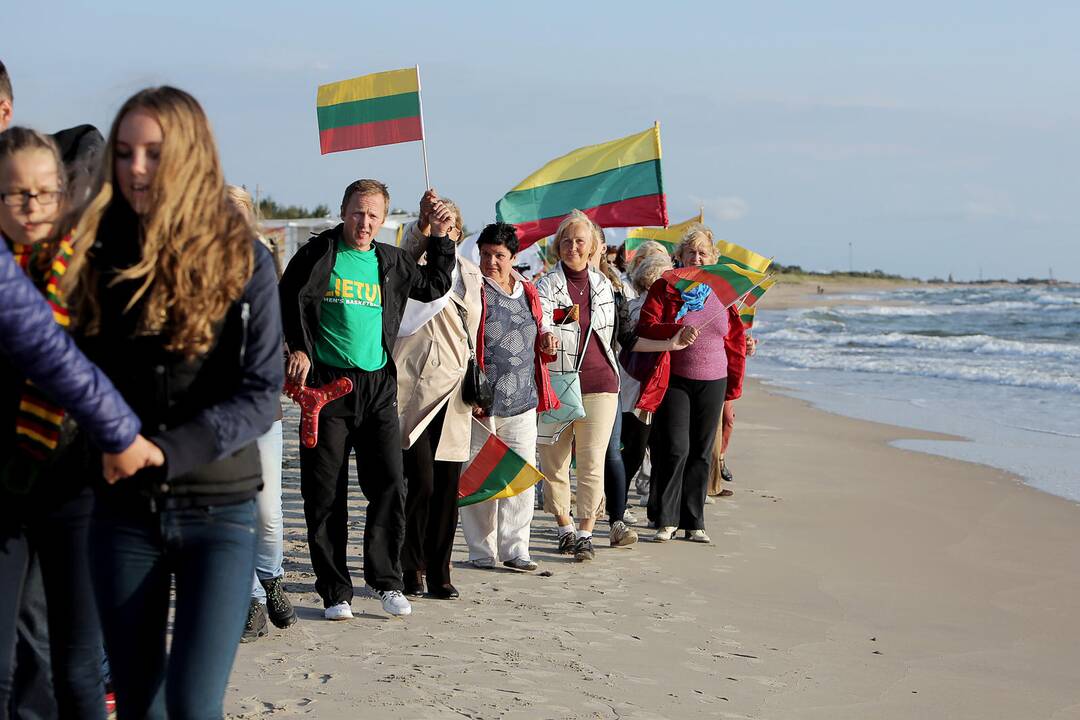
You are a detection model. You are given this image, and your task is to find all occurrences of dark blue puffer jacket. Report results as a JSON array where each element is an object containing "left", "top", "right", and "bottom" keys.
[{"left": 0, "top": 241, "right": 139, "bottom": 453}]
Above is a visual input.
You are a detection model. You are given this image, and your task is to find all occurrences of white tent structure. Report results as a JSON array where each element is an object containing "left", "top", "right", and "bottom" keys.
[{"left": 260, "top": 211, "right": 418, "bottom": 264}]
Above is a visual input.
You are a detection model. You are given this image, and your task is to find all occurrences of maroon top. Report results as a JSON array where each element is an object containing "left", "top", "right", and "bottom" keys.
[{"left": 563, "top": 264, "right": 618, "bottom": 394}]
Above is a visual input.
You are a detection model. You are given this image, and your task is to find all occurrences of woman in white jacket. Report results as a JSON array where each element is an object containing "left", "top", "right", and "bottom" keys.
[{"left": 535, "top": 210, "right": 619, "bottom": 563}]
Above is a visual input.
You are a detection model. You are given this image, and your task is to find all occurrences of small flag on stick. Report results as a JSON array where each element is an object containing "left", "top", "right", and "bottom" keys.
[
  {"left": 738, "top": 303, "right": 757, "bottom": 329},
  {"left": 715, "top": 239, "right": 772, "bottom": 274},
  {"left": 741, "top": 276, "right": 776, "bottom": 307},
  {"left": 663, "top": 264, "right": 769, "bottom": 309},
  {"left": 458, "top": 432, "right": 545, "bottom": 507}
]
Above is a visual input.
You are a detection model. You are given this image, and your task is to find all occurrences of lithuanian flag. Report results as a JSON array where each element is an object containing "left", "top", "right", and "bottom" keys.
[
  {"left": 495, "top": 125, "right": 667, "bottom": 249},
  {"left": 458, "top": 434, "right": 545, "bottom": 507},
  {"left": 741, "top": 276, "right": 776, "bottom": 307},
  {"left": 316, "top": 67, "right": 423, "bottom": 155},
  {"left": 664, "top": 263, "right": 769, "bottom": 309},
  {"left": 715, "top": 239, "right": 772, "bottom": 274},
  {"left": 738, "top": 303, "right": 757, "bottom": 329},
  {"left": 625, "top": 211, "right": 703, "bottom": 258}
]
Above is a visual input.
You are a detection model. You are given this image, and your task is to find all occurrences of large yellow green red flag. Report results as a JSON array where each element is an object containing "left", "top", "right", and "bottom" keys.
[
  {"left": 496, "top": 125, "right": 667, "bottom": 249},
  {"left": 316, "top": 67, "right": 423, "bottom": 155},
  {"left": 625, "top": 211, "right": 703, "bottom": 258},
  {"left": 715, "top": 239, "right": 772, "bottom": 274}
]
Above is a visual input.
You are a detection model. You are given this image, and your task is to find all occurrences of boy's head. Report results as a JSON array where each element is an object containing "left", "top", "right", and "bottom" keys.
[{"left": 0, "top": 61, "right": 13, "bottom": 131}]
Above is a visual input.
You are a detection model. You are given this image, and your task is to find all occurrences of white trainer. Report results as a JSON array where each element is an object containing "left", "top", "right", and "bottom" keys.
[
  {"left": 324, "top": 601, "right": 353, "bottom": 621},
  {"left": 652, "top": 526, "right": 677, "bottom": 542},
  {"left": 622, "top": 509, "right": 638, "bottom": 525},
  {"left": 685, "top": 529, "right": 712, "bottom": 544},
  {"left": 376, "top": 590, "right": 412, "bottom": 616}
]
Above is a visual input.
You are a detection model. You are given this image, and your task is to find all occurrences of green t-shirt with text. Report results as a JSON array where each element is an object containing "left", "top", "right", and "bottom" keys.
[{"left": 315, "top": 240, "right": 386, "bottom": 371}]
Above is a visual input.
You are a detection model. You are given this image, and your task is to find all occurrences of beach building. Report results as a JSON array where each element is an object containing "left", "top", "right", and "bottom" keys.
[{"left": 259, "top": 210, "right": 418, "bottom": 265}]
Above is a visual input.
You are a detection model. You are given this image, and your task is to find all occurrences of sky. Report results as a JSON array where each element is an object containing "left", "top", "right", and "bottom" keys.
[{"left": 5, "top": 1, "right": 1079, "bottom": 280}]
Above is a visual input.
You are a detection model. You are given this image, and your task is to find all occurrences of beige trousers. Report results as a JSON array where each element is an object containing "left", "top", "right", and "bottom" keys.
[{"left": 539, "top": 392, "right": 618, "bottom": 520}]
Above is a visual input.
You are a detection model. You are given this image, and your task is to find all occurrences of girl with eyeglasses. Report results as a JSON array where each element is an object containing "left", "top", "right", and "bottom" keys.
[{"left": 0, "top": 126, "right": 116, "bottom": 718}]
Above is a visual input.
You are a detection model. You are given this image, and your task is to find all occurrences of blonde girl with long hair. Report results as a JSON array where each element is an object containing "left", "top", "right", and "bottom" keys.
[{"left": 71, "top": 87, "right": 283, "bottom": 719}]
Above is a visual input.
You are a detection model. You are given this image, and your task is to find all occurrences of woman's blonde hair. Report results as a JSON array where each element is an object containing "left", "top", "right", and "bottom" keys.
[
  {"left": 676, "top": 223, "right": 717, "bottom": 264},
  {"left": 227, "top": 184, "right": 255, "bottom": 224},
  {"left": 553, "top": 209, "right": 603, "bottom": 262},
  {"left": 630, "top": 251, "right": 672, "bottom": 293},
  {"left": 70, "top": 87, "right": 254, "bottom": 359}
]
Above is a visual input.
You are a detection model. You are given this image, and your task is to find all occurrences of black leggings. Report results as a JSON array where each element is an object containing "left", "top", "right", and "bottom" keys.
[
  {"left": 647, "top": 376, "right": 727, "bottom": 530},
  {"left": 620, "top": 412, "right": 651, "bottom": 491},
  {"left": 402, "top": 405, "right": 461, "bottom": 589}
]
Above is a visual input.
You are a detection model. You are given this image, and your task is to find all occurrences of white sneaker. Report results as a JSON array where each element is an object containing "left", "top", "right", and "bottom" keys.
[
  {"left": 609, "top": 520, "right": 639, "bottom": 547},
  {"left": 652, "top": 526, "right": 677, "bottom": 542},
  {"left": 622, "top": 509, "right": 638, "bottom": 525},
  {"left": 376, "top": 589, "right": 412, "bottom": 616},
  {"left": 469, "top": 557, "right": 497, "bottom": 569},
  {"left": 324, "top": 601, "right": 353, "bottom": 621},
  {"left": 685, "top": 529, "right": 711, "bottom": 543}
]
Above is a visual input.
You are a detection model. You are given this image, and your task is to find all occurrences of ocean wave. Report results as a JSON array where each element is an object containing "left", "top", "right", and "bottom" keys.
[
  {"left": 758, "top": 328, "right": 1080, "bottom": 362},
  {"left": 763, "top": 348, "right": 1080, "bottom": 394}
]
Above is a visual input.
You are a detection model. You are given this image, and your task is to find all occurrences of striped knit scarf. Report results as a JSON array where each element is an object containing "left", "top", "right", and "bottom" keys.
[{"left": 10, "top": 235, "right": 75, "bottom": 461}]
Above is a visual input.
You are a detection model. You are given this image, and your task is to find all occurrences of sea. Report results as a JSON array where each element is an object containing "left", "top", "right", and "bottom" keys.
[{"left": 749, "top": 284, "right": 1080, "bottom": 502}]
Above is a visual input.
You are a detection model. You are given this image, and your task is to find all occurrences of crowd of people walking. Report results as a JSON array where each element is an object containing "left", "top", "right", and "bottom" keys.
[{"left": 0, "top": 68, "right": 755, "bottom": 718}]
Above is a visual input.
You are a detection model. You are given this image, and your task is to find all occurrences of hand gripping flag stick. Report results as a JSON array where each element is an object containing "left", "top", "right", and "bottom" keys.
[{"left": 284, "top": 377, "right": 354, "bottom": 448}]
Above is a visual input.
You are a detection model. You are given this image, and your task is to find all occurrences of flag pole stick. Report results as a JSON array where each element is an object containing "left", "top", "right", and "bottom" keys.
[{"left": 416, "top": 64, "right": 432, "bottom": 189}]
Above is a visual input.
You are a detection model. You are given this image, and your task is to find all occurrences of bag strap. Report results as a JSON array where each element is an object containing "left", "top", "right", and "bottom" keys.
[{"left": 454, "top": 302, "right": 475, "bottom": 357}]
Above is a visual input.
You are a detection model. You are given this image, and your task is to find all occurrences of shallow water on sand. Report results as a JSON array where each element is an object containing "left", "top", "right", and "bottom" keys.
[{"left": 749, "top": 284, "right": 1080, "bottom": 502}]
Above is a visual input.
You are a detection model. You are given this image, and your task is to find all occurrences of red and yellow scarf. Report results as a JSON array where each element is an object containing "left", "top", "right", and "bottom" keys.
[{"left": 10, "top": 235, "right": 75, "bottom": 460}]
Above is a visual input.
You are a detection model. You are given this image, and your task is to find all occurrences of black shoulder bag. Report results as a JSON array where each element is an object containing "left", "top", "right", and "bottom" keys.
[{"left": 455, "top": 302, "right": 494, "bottom": 412}]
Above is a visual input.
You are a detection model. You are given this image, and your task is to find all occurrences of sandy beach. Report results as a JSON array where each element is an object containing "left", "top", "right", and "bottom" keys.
[{"left": 224, "top": 365, "right": 1080, "bottom": 719}]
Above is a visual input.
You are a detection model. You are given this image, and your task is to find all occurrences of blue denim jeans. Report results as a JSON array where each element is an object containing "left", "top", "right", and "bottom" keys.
[
  {"left": 90, "top": 498, "right": 256, "bottom": 720},
  {"left": 603, "top": 403, "right": 629, "bottom": 524},
  {"left": 1, "top": 488, "right": 103, "bottom": 720},
  {"left": 252, "top": 421, "right": 284, "bottom": 602}
]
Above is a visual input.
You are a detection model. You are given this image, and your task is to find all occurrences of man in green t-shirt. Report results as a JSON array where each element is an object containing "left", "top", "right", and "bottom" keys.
[{"left": 279, "top": 179, "right": 456, "bottom": 619}]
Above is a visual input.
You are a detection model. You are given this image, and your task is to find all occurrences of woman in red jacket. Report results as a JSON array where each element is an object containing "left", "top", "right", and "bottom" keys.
[{"left": 634, "top": 225, "right": 745, "bottom": 543}]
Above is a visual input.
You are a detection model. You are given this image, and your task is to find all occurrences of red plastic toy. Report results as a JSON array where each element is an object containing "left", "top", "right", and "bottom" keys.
[{"left": 284, "top": 377, "right": 354, "bottom": 448}]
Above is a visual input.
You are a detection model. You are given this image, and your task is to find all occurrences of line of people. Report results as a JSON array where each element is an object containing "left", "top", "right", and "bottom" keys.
[{"left": 0, "top": 68, "right": 755, "bottom": 718}]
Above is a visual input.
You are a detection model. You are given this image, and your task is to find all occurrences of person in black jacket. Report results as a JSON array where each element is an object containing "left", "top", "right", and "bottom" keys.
[
  {"left": 279, "top": 179, "right": 455, "bottom": 619},
  {"left": 68, "top": 86, "right": 282, "bottom": 719}
]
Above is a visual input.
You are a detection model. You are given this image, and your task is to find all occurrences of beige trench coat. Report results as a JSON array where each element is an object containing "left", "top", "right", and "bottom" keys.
[{"left": 393, "top": 222, "right": 483, "bottom": 462}]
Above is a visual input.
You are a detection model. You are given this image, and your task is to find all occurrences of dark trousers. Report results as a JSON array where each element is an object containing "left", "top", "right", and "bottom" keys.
[
  {"left": 402, "top": 405, "right": 461, "bottom": 590},
  {"left": 90, "top": 498, "right": 256, "bottom": 720},
  {"left": 0, "top": 489, "right": 103, "bottom": 720},
  {"left": 647, "top": 375, "right": 727, "bottom": 530},
  {"left": 300, "top": 366, "right": 405, "bottom": 604},
  {"left": 604, "top": 406, "right": 628, "bottom": 524},
  {"left": 620, "top": 412, "right": 651, "bottom": 490},
  {"left": 12, "top": 556, "right": 58, "bottom": 720}
]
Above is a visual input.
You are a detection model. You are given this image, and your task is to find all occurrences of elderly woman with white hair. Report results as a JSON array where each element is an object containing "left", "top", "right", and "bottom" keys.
[
  {"left": 633, "top": 225, "right": 745, "bottom": 543},
  {"left": 534, "top": 210, "right": 621, "bottom": 563}
]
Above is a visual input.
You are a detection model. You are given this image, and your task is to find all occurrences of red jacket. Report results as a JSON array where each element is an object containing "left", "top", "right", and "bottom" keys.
[
  {"left": 633, "top": 279, "right": 746, "bottom": 413},
  {"left": 475, "top": 278, "right": 560, "bottom": 414}
]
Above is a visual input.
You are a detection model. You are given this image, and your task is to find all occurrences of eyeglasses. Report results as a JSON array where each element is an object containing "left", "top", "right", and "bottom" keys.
[{"left": 0, "top": 190, "right": 63, "bottom": 208}]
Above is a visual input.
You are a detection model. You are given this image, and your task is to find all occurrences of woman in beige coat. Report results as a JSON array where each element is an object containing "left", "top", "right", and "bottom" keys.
[{"left": 394, "top": 191, "right": 482, "bottom": 599}]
